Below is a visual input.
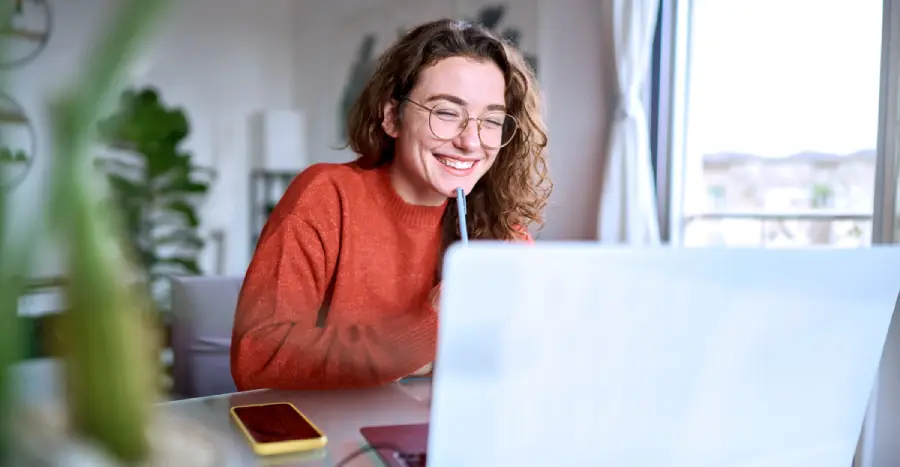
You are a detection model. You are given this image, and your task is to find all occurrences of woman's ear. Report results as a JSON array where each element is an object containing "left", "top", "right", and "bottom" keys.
[{"left": 382, "top": 100, "right": 399, "bottom": 138}]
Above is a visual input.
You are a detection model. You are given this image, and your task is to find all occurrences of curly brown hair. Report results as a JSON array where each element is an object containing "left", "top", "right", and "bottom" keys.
[{"left": 347, "top": 18, "right": 551, "bottom": 244}]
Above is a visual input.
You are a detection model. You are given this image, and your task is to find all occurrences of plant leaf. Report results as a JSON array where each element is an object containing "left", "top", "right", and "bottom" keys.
[
  {"left": 154, "top": 256, "right": 201, "bottom": 275},
  {"left": 47, "top": 0, "right": 174, "bottom": 462},
  {"left": 153, "top": 229, "right": 204, "bottom": 249},
  {"left": 163, "top": 200, "right": 199, "bottom": 227}
]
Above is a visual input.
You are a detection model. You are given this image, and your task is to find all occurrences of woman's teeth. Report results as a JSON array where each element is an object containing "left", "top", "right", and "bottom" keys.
[{"left": 436, "top": 155, "right": 475, "bottom": 170}]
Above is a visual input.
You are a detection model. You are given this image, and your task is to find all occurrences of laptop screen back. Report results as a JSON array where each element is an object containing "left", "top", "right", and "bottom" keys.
[{"left": 428, "top": 244, "right": 900, "bottom": 467}]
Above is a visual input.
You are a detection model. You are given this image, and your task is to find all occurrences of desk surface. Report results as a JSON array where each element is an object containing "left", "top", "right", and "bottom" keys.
[{"left": 14, "top": 359, "right": 432, "bottom": 466}]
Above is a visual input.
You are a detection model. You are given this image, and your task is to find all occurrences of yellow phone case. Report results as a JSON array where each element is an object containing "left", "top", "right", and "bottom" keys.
[{"left": 229, "top": 402, "right": 328, "bottom": 456}]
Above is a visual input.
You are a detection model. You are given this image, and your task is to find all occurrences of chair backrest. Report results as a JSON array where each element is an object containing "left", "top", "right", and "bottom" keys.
[{"left": 170, "top": 275, "right": 243, "bottom": 399}]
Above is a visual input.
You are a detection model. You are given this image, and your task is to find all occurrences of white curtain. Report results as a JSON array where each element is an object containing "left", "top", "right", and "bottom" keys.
[{"left": 597, "top": 0, "right": 661, "bottom": 245}]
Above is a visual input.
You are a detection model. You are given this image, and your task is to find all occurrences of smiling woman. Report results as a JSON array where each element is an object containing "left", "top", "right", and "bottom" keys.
[
  {"left": 380, "top": 56, "right": 511, "bottom": 205},
  {"left": 230, "top": 18, "right": 551, "bottom": 391}
]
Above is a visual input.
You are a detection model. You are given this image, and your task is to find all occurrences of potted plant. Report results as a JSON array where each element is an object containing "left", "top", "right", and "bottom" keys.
[
  {"left": 96, "top": 87, "right": 214, "bottom": 312},
  {"left": 0, "top": 1, "right": 222, "bottom": 465},
  {"left": 0, "top": 147, "right": 28, "bottom": 163}
]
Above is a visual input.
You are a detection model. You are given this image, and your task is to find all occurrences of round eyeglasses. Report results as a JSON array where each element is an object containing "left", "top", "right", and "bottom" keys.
[{"left": 404, "top": 98, "right": 518, "bottom": 149}]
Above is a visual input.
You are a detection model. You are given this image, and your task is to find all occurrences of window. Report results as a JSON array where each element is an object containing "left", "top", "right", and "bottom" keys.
[{"left": 662, "top": 0, "right": 883, "bottom": 248}]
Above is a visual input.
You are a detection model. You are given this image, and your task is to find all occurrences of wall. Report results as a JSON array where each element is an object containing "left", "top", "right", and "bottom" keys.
[
  {"left": 9, "top": 0, "right": 610, "bottom": 282},
  {"left": 539, "top": 0, "right": 610, "bottom": 239},
  {"left": 7, "top": 0, "right": 298, "bottom": 278}
]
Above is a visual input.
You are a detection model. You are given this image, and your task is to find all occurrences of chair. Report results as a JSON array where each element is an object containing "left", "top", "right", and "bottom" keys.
[{"left": 170, "top": 276, "right": 243, "bottom": 399}]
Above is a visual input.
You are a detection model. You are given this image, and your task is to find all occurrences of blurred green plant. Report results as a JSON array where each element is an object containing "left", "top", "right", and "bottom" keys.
[
  {"left": 0, "top": 1, "right": 29, "bottom": 461},
  {"left": 0, "top": 146, "right": 27, "bottom": 163},
  {"left": 811, "top": 183, "right": 834, "bottom": 209},
  {"left": 96, "top": 87, "right": 213, "bottom": 310},
  {"left": 0, "top": 0, "right": 173, "bottom": 464}
]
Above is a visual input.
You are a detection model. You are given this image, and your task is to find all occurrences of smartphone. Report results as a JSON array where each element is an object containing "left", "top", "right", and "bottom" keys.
[{"left": 230, "top": 402, "right": 328, "bottom": 456}]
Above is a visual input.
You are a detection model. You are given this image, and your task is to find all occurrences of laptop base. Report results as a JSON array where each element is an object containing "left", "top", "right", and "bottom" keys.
[{"left": 359, "top": 423, "right": 429, "bottom": 467}]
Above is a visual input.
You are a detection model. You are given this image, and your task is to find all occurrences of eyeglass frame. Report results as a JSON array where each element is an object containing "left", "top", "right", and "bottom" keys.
[{"left": 400, "top": 97, "right": 518, "bottom": 149}]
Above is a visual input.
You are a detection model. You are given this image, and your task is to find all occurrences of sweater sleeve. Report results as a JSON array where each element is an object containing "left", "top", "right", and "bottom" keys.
[{"left": 230, "top": 177, "right": 437, "bottom": 391}]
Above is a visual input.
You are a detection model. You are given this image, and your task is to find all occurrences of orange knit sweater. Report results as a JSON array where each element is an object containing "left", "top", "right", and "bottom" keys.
[{"left": 231, "top": 162, "right": 532, "bottom": 390}]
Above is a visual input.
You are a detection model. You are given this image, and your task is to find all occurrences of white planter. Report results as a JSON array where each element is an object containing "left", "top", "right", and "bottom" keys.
[{"left": 12, "top": 403, "right": 222, "bottom": 467}]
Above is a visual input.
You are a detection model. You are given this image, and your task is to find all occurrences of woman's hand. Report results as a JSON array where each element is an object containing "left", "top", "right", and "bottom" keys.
[
  {"left": 411, "top": 362, "right": 433, "bottom": 376},
  {"left": 428, "top": 283, "right": 441, "bottom": 312},
  {"left": 413, "top": 285, "right": 439, "bottom": 376},
  {"left": 396, "top": 285, "right": 440, "bottom": 381}
]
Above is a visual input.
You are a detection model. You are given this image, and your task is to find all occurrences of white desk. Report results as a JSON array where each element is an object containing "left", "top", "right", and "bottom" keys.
[{"left": 13, "top": 359, "right": 432, "bottom": 466}]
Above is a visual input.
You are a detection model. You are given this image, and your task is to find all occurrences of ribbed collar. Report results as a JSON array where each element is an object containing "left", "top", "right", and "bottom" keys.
[{"left": 369, "top": 163, "right": 447, "bottom": 228}]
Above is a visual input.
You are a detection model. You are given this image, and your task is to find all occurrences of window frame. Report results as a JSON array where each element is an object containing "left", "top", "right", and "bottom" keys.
[
  {"left": 651, "top": 0, "right": 885, "bottom": 248},
  {"left": 650, "top": 1, "right": 900, "bottom": 465}
]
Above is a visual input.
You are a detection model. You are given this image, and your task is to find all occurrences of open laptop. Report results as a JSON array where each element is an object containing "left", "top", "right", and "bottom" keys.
[{"left": 363, "top": 243, "right": 900, "bottom": 467}]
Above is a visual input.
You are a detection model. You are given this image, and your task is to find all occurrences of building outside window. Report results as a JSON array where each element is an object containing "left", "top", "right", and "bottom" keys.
[{"left": 664, "top": 0, "right": 882, "bottom": 249}]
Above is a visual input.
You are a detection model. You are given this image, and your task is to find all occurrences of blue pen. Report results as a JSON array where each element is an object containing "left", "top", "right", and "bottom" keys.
[{"left": 455, "top": 187, "right": 468, "bottom": 244}]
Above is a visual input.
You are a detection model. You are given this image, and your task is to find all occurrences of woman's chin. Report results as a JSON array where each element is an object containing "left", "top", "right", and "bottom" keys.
[
  {"left": 437, "top": 184, "right": 471, "bottom": 199},
  {"left": 426, "top": 171, "right": 480, "bottom": 199},
  {"left": 425, "top": 163, "right": 483, "bottom": 199}
]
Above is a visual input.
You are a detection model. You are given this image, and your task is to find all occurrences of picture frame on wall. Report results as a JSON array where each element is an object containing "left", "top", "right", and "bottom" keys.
[{"left": 461, "top": 0, "right": 539, "bottom": 75}]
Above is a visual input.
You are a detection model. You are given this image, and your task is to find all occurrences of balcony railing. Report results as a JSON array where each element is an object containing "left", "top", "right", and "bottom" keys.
[
  {"left": 681, "top": 210, "right": 874, "bottom": 247},
  {"left": 684, "top": 210, "right": 873, "bottom": 221}
]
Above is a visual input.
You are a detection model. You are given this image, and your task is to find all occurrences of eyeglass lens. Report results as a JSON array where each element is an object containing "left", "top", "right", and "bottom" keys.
[{"left": 428, "top": 103, "right": 517, "bottom": 149}]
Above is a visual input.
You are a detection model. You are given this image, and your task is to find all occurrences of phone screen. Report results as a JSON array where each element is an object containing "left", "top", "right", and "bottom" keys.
[{"left": 232, "top": 403, "right": 323, "bottom": 444}]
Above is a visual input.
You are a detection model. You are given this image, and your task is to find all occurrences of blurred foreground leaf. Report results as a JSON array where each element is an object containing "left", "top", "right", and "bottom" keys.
[
  {"left": 47, "top": 0, "right": 172, "bottom": 462},
  {"left": 0, "top": 2, "right": 30, "bottom": 464}
]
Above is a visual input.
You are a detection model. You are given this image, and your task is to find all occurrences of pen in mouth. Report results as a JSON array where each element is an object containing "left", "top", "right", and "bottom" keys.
[{"left": 455, "top": 187, "right": 468, "bottom": 244}]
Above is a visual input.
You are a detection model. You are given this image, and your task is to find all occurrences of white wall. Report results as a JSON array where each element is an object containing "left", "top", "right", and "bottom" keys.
[
  {"left": 9, "top": 0, "right": 610, "bottom": 281},
  {"left": 5, "top": 0, "right": 120, "bottom": 278},
  {"left": 539, "top": 0, "right": 610, "bottom": 239},
  {"left": 7, "top": 0, "right": 298, "bottom": 278}
]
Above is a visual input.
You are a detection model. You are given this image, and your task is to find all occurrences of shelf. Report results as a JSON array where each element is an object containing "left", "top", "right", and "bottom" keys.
[
  {"left": 0, "top": 110, "right": 27, "bottom": 124},
  {"left": 0, "top": 152, "right": 30, "bottom": 163},
  {"left": 251, "top": 168, "right": 299, "bottom": 178},
  {"left": 249, "top": 170, "right": 299, "bottom": 254},
  {"left": 2, "top": 27, "right": 46, "bottom": 42},
  {"left": 26, "top": 276, "right": 67, "bottom": 290}
]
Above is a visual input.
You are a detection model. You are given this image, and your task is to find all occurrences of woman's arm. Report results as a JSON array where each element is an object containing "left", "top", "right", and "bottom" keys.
[
  {"left": 230, "top": 176, "right": 437, "bottom": 391},
  {"left": 401, "top": 224, "right": 534, "bottom": 379}
]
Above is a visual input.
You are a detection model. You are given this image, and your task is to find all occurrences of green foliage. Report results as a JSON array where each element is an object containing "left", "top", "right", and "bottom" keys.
[
  {"left": 811, "top": 183, "right": 834, "bottom": 209},
  {"left": 0, "top": 0, "right": 172, "bottom": 463},
  {"left": 0, "top": 246, "right": 31, "bottom": 465},
  {"left": 44, "top": 0, "right": 173, "bottom": 462},
  {"left": 96, "top": 87, "right": 213, "bottom": 309},
  {"left": 0, "top": 3, "right": 27, "bottom": 463},
  {"left": 0, "top": 146, "right": 27, "bottom": 162}
]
